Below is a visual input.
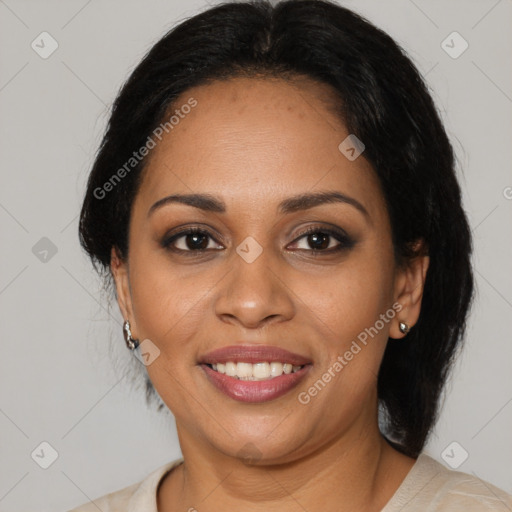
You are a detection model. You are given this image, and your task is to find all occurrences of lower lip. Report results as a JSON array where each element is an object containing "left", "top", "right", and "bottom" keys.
[{"left": 201, "top": 364, "right": 311, "bottom": 403}]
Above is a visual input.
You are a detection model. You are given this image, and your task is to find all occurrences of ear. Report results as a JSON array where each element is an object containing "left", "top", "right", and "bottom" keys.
[
  {"left": 110, "top": 247, "right": 138, "bottom": 336},
  {"left": 390, "top": 241, "right": 429, "bottom": 339}
]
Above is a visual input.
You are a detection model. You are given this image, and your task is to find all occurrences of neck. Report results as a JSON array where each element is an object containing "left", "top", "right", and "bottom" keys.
[{"left": 158, "top": 418, "right": 415, "bottom": 512}]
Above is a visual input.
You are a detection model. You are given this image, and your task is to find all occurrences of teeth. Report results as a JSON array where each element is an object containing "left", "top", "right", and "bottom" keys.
[
  {"left": 208, "top": 361, "right": 304, "bottom": 380},
  {"left": 252, "top": 362, "right": 270, "bottom": 379},
  {"left": 270, "top": 362, "right": 283, "bottom": 377},
  {"left": 237, "top": 362, "right": 253, "bottom": 378},
  {"left": 225, "top": 362, "right": 237, "bottom": 377}
]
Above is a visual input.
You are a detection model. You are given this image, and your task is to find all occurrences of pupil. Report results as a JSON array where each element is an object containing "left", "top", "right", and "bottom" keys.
[
  {"left": 188, "top": 233, "right": 208, "bottom": 250},
  {"left": 309, "top": 233, "right": 329, "bottom": 250}
]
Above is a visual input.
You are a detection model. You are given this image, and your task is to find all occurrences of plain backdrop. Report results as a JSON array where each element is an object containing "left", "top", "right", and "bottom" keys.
[{"left": 0, "top": 0, "right": 511, "bottom": 510}]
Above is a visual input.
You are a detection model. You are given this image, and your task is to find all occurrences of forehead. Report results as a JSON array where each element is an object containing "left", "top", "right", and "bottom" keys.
[{"left": 136, "top": 76, "right": 384, "bottom": 218}]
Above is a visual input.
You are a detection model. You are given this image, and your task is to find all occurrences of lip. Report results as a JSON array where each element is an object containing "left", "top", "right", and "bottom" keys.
[
  {"left": 198, "top": 344, "right": 312, "bottom": 403},
  {"left": 198, "top": 344, "right": 312, "bottom": 366},
  {"left": 201, "top": 363, "right": 312, "bottom": 403}
]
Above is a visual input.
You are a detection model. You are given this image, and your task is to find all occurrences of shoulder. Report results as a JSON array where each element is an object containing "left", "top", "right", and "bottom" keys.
[
  {"left": 67, "top": 481, "right": 141, "bottom": 512},
  {"left": 384, "top": 453, "right": 512, "bottom": 511},
  {"left": 66, "top": 458, "right": 184, "bottom": 512}
]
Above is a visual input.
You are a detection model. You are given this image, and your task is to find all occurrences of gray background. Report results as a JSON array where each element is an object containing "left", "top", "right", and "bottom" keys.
[{"left": 0, "top": 0, "right": 511, "bottom": 510}]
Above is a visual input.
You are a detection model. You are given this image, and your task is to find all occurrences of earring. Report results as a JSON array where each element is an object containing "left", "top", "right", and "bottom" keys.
[
  {"left": 399, "top": 321, "right": 410, "bottom": 335},
  {"left": 123, "top": 320, "right": 139, "bottom": 350}
]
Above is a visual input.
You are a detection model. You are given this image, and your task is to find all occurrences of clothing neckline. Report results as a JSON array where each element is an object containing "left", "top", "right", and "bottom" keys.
[
  {"left": 128, "top": 458, "right": 184, "bottom": 512},
  {"left": 139, "top": 453, "right": 439, "bottom": 512},
  {"left": 380, "top": 453, "right": 442, "bottom": 511}
]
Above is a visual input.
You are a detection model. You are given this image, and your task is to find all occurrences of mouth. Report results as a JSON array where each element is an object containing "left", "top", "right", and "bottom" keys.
[{"left": 198, "top": 344, "right": 312, "bottom": 403}]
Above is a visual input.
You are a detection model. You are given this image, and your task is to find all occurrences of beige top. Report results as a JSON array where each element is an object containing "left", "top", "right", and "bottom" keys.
[{"left": 68, "top": 453, "right": 512, "bottom": 511}]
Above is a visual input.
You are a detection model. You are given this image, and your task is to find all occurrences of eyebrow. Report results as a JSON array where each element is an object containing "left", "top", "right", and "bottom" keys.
[{"left": 148, "top": 191, "right": 370, "bottom": 219}]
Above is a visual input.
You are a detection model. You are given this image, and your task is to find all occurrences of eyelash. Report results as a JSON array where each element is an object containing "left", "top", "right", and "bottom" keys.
[{"left": 161, "top": 225, "right": 354, "bottom": 256}]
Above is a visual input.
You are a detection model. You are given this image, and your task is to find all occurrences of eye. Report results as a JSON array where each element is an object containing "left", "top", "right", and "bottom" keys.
[
  {"left": 161, "top": 225, "right": 355, "bottom": 256},
  {"left": 289, "top": 226, "right": 354, "bottom": 254},
  {"left": 161, "top": 227, "right": 223, "bottom": 254}
]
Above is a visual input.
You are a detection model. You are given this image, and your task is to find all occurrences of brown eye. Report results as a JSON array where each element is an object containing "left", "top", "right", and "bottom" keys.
[
  {"left": 162, "top": 228, "right": 223, "bottom": 253},
  {"left": 289, "top": 226, "right": 355, "bottom": 254}
]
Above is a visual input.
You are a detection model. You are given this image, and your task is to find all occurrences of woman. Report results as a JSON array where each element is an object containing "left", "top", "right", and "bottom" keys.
[{"left": 70, "top": 0, "right": 512, "bottom": 510}]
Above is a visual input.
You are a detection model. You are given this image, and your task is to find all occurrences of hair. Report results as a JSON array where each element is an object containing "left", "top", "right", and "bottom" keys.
[{"left": 78, "top": 0, "right": 474, "bottom": 458}]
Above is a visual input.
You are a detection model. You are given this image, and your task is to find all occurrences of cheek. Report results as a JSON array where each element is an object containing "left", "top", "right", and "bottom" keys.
[
  {"left": 127, "top": 246, "right": 210, "bottom": 349},
  {"left": 131, "top": 278, "right": 207, "bottom": 352},
  {"left": 299, "top": 252, "right": 394, "bottom": 344},
  {"left": 293, "top": 252, "right": 396, "bottom": 410}
]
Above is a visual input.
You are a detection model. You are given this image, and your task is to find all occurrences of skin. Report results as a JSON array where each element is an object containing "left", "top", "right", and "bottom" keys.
[{"left": 111, "top": 76, "right": 429, "bottom": 512}]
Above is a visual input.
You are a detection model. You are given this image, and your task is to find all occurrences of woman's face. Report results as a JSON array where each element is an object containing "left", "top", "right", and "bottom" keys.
[{"left": 112, "top": 76, "right": 426, "bottom": 463}]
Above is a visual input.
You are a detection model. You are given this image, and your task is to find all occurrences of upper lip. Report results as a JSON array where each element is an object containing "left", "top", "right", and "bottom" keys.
[{"left": 198, "top": 344, "right": 312, "bottom": 366}]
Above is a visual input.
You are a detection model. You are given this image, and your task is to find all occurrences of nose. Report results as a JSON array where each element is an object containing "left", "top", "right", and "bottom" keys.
[{"left": 214, "top": 247, "right": 296, "bottom": 329}]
